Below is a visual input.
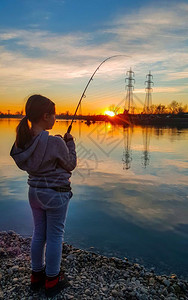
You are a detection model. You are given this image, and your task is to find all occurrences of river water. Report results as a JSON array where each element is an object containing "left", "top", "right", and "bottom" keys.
[{"left": 0, "top": 118, "right": 188, "bottom": 278}]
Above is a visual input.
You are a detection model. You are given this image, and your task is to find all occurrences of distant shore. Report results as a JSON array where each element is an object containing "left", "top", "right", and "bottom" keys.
[
  {"left": 0, "top": 230, "right": 187, "bottom": 299},
  {"left": 1, "top": 113, "right": 188, "bottom": 127}
]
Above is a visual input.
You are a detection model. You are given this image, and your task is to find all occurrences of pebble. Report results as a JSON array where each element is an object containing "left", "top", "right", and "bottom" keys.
[
  {"left": 85, "top": 288, "right": 90, "bottom": 295},
  {"left": 66, "top": 254, "right": 76, "bottom": 261},
  {"left": 0, "top": 248, "right": 6, "bottom": 257},
  {"left": 149, "top": 277, "right": 155, "bottom": 285},
  {"left": 64, "top": 294, "right": 74, "bottom": 299},
  {"left": 163, "top": 279, "right": 171, "bottom": 287},
  {"left": 11, "top": 265, "right": 19, "bottom": 272},
  {"left": 111, "top": 289, "right": 119, "bottom": 297},
  {"left": 19, "top": 267, "right": 26, "bottom": 272},
  {"left": 0, "top": 290, "right": 4, "bottom": 300},
  {"left": 0, "top": 230, "right": 187, "bottom": 300}
]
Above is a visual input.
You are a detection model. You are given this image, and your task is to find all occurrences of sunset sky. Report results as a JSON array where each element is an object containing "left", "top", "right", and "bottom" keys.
[{"left": 0, "top": 0, "right": 188, "bottom": 114}]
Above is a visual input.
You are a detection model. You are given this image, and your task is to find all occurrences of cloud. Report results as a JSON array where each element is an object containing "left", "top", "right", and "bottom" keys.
[
  {"left": 0, "top": 2, "right": 188, "bottom": 101},
  {"left": 167, "top": 71, "right": 188, "bottom": 80},
  {"left": 105, "top": 3, "right": 188, "bottom": 39},
  {"left": 135, "top": 86, "right": 187, "bottom": 94},
  {"left": 72, "top": 168, "right": 188, "bottom": 232},
  {"left": 163, "top": 159, "right": 188, "bottom": 169}
]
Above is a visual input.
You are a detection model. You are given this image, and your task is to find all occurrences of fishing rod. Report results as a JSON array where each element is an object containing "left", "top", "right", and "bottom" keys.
[{"left": 67, "top": 55, "right": 129, "bottom": 134}]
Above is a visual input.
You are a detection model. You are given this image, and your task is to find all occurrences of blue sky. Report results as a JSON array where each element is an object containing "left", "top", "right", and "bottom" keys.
[{"left": 0, "top": 0, "right": 188, "bottom": 114}]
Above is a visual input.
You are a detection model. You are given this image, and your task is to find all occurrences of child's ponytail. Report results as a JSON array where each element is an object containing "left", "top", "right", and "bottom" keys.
[
  {"left": 15, "top": 116, "right": 33, "bottom": 149},
  {"left": 15, "top": 94, "right": 55, "bottom": 149}
]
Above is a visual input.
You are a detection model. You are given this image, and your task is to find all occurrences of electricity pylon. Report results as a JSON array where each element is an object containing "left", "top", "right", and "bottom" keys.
[
  {"left": 144, "top": 71, "right": 154, "bottom": 113},
  {"left": 125, "top": 68, "right": 135, "bottom": 114}
]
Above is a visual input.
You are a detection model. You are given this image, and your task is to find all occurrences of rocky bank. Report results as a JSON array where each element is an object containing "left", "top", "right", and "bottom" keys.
[{"left": 0, "top": 230, "right": 187, "bottom": 300}]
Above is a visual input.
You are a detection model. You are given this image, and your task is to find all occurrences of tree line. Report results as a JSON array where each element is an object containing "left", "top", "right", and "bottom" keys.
[{"left": 108, "top": 101, "right": 187, "bottom": 115}]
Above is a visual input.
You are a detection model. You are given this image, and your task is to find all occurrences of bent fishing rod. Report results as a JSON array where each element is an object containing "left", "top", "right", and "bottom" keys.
[{"left": 67, "top": 55, "right": 129, "bottom": 134}]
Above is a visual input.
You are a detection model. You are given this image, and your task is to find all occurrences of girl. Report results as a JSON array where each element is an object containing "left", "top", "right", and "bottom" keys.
[{"left": 10, "top": 94, "right": 77, "bottom": 298}]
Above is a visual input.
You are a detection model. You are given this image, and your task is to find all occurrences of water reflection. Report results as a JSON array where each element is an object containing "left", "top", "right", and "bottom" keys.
[
  {"left": 0, "top": 119, "right": 188, "bottom": 278},
  {"left": 121, "top": 125, "right": 153, "bottom": 169},
  {"left": 142, "top": 126, "right": 151, "bottom": 168},
  {"left": 122, "top": 126, "right": 133, "bottom": 170}
]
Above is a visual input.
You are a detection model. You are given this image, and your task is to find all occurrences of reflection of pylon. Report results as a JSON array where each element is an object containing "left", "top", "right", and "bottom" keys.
[
  {"left": 142, "top": 127, "right": 151, "bottom": 168},
  {"left": 125, "top": 68, "right": 135, "bottom": 114},
  {"left": 144, "top": 71, "right": 154, "bottom": 113},
  {"left": 122, "top": 126, "right": 133, "bottom": 170}
]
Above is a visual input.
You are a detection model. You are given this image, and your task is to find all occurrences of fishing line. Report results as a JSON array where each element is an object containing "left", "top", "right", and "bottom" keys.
[
  {"left": 86, "top": 80, "right": 125, "bottom": 99},
  {"left": 67, "top": 55, "right": 130, "bottom": 133},
  {"left": 72, "top": 80, "right": 126, "bottom": 117}
]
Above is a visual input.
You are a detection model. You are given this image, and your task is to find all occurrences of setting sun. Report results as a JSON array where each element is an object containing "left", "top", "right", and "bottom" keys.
[{"left": 104, "top": 110, "right": 115, "bottom": 117}]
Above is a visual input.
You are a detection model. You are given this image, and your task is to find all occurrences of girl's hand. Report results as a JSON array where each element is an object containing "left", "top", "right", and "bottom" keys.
[{"left": 64, "top": 132, "right": 73, "bottom": 142}]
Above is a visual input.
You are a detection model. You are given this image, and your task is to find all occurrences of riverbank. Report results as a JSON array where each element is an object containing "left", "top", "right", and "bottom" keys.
[
  {"left": 0, "top": 231, "right": 187, "bottom": 300},
  {"left": 1, "top": 113, "right": 188, "bottom": 127}
]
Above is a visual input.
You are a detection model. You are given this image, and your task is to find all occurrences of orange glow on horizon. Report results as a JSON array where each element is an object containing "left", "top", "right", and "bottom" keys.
[
  {"left": 0, "top": 104, "right": 120, "bottom": 116},
  {"left": 104, "top": 110, "right": 115, "bottom": 117}
]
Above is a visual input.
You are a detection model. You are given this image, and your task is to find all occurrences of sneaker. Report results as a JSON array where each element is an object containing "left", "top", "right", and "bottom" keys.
[
  {"left": 45, "top": 270, "right": 71, "bottom": 298},
  {"left": 30, "top": 266, "right": 46, "bottom": 291}
]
